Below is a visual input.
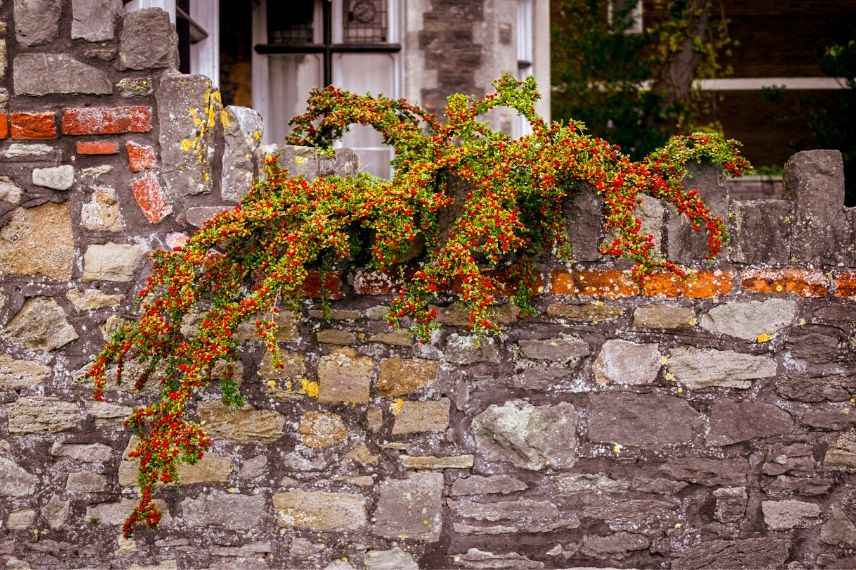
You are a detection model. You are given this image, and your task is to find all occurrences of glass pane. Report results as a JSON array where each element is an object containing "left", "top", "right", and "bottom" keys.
[
  {"left": 343, "top": 0, "right": 388, "bottom": 43},
  {"left": 334, "top": 52, "right": 395, "bottom": 177},
  {"left": 268, "top": 0, "right": 315, "bottom": 44},
  {"left": 268, "top": 54, "right": 322, "bottom": 144}
]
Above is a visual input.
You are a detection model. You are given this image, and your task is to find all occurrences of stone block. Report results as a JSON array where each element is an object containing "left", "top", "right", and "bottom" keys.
[
  {"left": 0, "top": 178, "right": 23, "bottom": 205},
  {"left": 700, "top": 298, "right": 796, "bottom": 340},
  {"left": 365, "top": 548, "right": 419, "bottom": 570},
  {"left": 545, "top": 302, "right": 623, "bottom": 322},
  {"left": 222, "top": 106, "right": 263, "bottom": 202},
  {"left": 593, "top": 339, "right": 661, "bottom": 385},
  {"left": 565, "top": 185, "right": 601, "bottom": 261},
  {"left": 673, "top": 538, "right": 790, "bottom": 570},
  {"left": 632, "top": 304, "right": 695, "bottom": 329},
  {"left": 588, "top": 392, "right": 700, "bottom": 447},
  {"left": 318, "top": 148, "right": 359, "bottom": 177},
  {"left": 730, "top": 199, "right": 792, "bottom": 264},
  {"left": 713, "top": 486, "right": 747, "bottom": 523},
  {"left": 316, "top": 328, "right": 357, "bottom": 345},
  {"left": 181, "top": 490, "right": 266, "bottom": 530},
  {"left": 185, "top": 206, "right": 231, "bottom": 227},
  {"left": 32, "top": 165, "right": 74, "bottom": 190},
  {"left": 157, "top": 71, "right": 214, "bottom": 197},
  {"left": 43, "top": 494, "right": 70, "bottom": 529},
  {"left": 82, "top": 243, "right": 145, "bottom": 282},
  {"left": 666, "top": 165, "right": 729, "bottom": 263},
  {"left": 668, "top": 347, "right": 777, "bottom": 390},
  {"left": 784, "top": 149, "right": 848, "bottom": 265},
  {"left": 198, "top": 401, "right": 285, "bottom": 443},
  {"left": 72, "top": 0, "right": 121, "bottom": 41},
  {"left": 50, "top": 441, "right": 114, "bottom": 463},
  {"left": 518, "top": 336, "right": 590, "bottom": 362},
  {"left": 658, "top": 457, "right": 750, "bottom": 486},
  {"left": 273, "top": 490, "right": 366, "bottom": 531},
  {"left": 706, "top": 400, "right": 793, "bottom": 446},
  {"left": 14, "top": 0, "right": 61, "bottom": 46},
  {"left": 298, "top": 411, "right": 348, "bottom": 448},
  {"left": 445, "top": 333, "right": 501, "bottom": 364},
  {"left": 400, "top": 455, "right": 474, "bottom": 469},
  {"left": 4, "top": 297, "right": 79, "bottom": 352},
  {"left": 450, "top": 475, "right": 527, "bottom": 496},
  {"left": 0, "top": 354, "right": 50, "bottom": 390},
  {"left": 0, "top": 457, "right": 38, "bottom": 496},
  {"left": 317, "top": 348, "right": 374, "bottom": 404},
  {"left": 825, "top": 431, "right": 856, "bottom": 470},
  {"left": 821, "top": 508, "right": 856, "bottom": 548},
  {"left": 761, "top": 499, "right": 821, "bottom": 530},
  {"left": 580, "top": 532, "right": 650, "bottom": 559},
  {"left": 66, "top": 471, "right": 108, "bottom": 493},
  {"left": 117, "top": 8, "right": 179, "bottom": 70},
  {"left": 472, "top": 400, "right": 578, "bottom": 470},
  {"left": 81, "top": 187, "right": 125, "bottom": 232},
  {"left": 86, "top": 498, "right": 171, "bottom": 527},
  {"left": 377, "top": 357, "right": 438, "bottom": 396},
  {"left": 7, "top": 509, "right": 36, "bottom": 529},
  {"left": 392, "top": 398, "right": 450, "bottom": 435},
  {"left": 14, "top": 54, "right": 112, "bottom": 96},
  {"left": 7, "top": 396, "right": 80, "bottom": 433},
  {"left": 373, "top": 472, "right": 444, "bottom": 542}
]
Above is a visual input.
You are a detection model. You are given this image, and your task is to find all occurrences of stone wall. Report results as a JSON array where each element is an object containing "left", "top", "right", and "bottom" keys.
[{"left": 1, "top": 3, "right": 856, "bottom": 570}]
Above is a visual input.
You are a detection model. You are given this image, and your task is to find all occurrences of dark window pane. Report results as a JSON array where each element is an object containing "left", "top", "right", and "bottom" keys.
[
  {"left": 268, "top": 0, "right": 315, "bottom": 44},
  {"left": 344, "top": 0, "right": 387, "bottom": 43}
]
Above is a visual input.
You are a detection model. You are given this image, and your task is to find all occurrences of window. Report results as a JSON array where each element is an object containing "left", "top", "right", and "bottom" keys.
[{"left": 253, "top": 0, "right": 402, "bottom": 178}]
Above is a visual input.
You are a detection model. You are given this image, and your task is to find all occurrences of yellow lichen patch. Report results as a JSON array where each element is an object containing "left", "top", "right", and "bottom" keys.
[
  {"left": 391, "top": 399, "right": 405, "bottom": 416},
  {"left": 180, "top": 138, "right": 195, "bottom": 152},
  {"left": 755, "top": 332, "right": 773, "bottom": 344},
  {"left": 300, "top": 379, "right": 320, "bottom": 399},
  {"left": 611, "top": 442, "right": 623, "bottom": 454}
]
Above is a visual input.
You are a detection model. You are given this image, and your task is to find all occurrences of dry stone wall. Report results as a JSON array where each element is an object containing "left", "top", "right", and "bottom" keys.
[{"left": 1, "top": 3, "right": 856, "bottom": 569}]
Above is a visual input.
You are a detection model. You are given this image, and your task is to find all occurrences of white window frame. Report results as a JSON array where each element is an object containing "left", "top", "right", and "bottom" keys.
[
  {"left": 513, "top": 0, "right": 534, "bottom": 138},
  {"left": 189, "top": 0, "right": 219, "bottom": 84}
]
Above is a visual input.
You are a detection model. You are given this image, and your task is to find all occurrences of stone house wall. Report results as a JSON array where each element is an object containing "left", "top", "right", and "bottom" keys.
[{"left": 1, "top": 3, "right": 856, "bottom": 569}]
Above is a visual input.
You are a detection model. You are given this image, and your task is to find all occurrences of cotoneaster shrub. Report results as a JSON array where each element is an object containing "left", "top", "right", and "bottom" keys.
[{"left": 88, "top": 75, "right": 749, "bottom": 535}]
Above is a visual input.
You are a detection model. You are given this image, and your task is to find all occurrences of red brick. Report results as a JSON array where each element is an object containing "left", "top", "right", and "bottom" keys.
[
  {"left": 76, "top": 140, "right": 120, "bottom": 155},
  {"left": 130, "top": 173, "right": 173, "bottom": 224},
  {"left": 642, "top": 271, "right": 733, "bottom": 299},
  {"left": 11, "top": 112, "right": 57, "bottom": 140},
  {"left": 834, "top": 272, "right": 856, "bottom": 298},
  {"left": 304, "top": 270, "right": 345, "bottom": 300},
  {"left": 0, "top": 114, "right": 7, "bottom": 139},
  {"left": 62, "top": 106, "right": 152, "bottom": 135},
  {"left": 551, "top": 269, "right": 639, "bottom": 298},
  {"left": 125, "top": 141, "right": 157, "bottom": 172},
  {"left": 741, "top": 268, "right": 828, "bottom": 297}
]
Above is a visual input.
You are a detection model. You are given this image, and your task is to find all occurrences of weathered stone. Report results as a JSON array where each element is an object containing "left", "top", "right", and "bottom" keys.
[
  {"left": 784, "top": 149, "right": 848, "bottom": 264},
  {"left": 82, "top": 243, "right": 145, "bottom": 282},
  {"left": 87, "top": 401, "right": 132, "bottom": 428},
  {"left": 377, "top": 357, "right": 438, "bottom": 396},
  {"left": 566, "top": 185, "right": 601, "bottom": 261},
  {"left": 0, "top": 177, "right": 23, "bottom": 205},
  {"left": 674, "top": 538, "right": 790, "bottom": 570},
  {"left": 4, "top": 298, "right": 79, "bottom": 352},
  {"left": 31, "top": 164, "right": 74, "bottom": 190},
  {"left": 0, "top": 456, "right": 37, "bottom": 496},
  {"left": 518, "top": 336, "right": 589, "bottom": 362},
  {"left": 316, "top": 328, "right": 357, "bottom": 345},
  {"left": 317, "top": 348, "right": 373, "bottom": 404},
  {"left": 775, "top": 375, "right": 855, "bottom": 403},
  {"left": 553, "top": 472, "right": 630, "bottom": 494},
  {"left": 198, "top": 401, "right": 285, "bottom": 443},
  {"left": 761, "top": 499, "right": 821, "bottom": 530},
  {"left": 318, "top": 147, "right": 360, "bottom": 177},
  {"left": 87, "top": 498, "right": 171, "bottom": 527},
  {"left": 222, "top": 106, "right": 263, "bottom": 202},
  {"left": 156, "top": 71, "right": 213, "bottom": 197},
  {"left": 451, "top": 474, "right": 527, "bottom": 496},
  {"left": 582, "top": 495, "right": 678, "bottom": 533},
  {"left": 824, "top": 430, "right": 856, "bottom": 470},
  {"left": 369, "top": 331, "right": 414, "bottom": 346},
  {"left": 373, "top": 472, "right": 444, "bottom": 542},
  {"left": 258, "top": 350, "right": 305, "bottom": 383},
  {"left": 236, "top": 309, "right": 299, "bottom": 342},
  {"left": 72, "top": 0, "right": 121, "bottom": 41},
  {"left": 239, "top": 455, "right": 268, "bottom": 480},
  {"left": 298, "top": 411, "right": 348, "bottom": 448},
  {"left": 666, "top": 165, "right": 729, "bottom": 263},
  {"left": 668, "top": 347, "right": 777, "bottom": 389},
  {"left": 185, "top": 206, "right": 231, "bottom": 228},
  {"left": 594, "top": 339, "right": 661, "bottom": 385},
  {"left": 472, "top": 400, "right": 578, "bottom": 470},
  {"left": 7, "top": 509, "right": 36, "bottom": 529},
  {"left": 273, "top": 490, "right": 366, "bottom": 531},
  {"left": 14, "top": 54, "right": 112, "bottom": 96},
  {"left": 731, "top": 199, "right": 792, "bottom": 264},
  {"left": 181, "top": 490, "right": 266, "bottom": 530},
  {"left": 43, "top": 494, "right": 70, "bottom": 530},
  {"left": 131, "top": 173, "right": 173, "bottom": 223},
  {"left": 545, "top": 302, "right": 623, "bottom": 322},
  {"left": 401, "top": 455, "right": 474, "bottom": 469},
  {"left": 6, "top": 396, "right": 80, "bottom": 433},
  {"left": 714, "top": 486, "right": 747, "bottom": 523},
  {"left": 454, "top": 549, "right": 544, "bottom": 569},
  {"left": 117, "top": 77, "right": 154, "bottom": 97},
  {"left": 700, "top": 299, "right": 797, "bottom": 340},
  {"left": 66, "top": 471, "right": 108, "bottom": 493},
  {"left": 0, "top": 354, "right": 50, "bottom": 390},
  {"left": 452, "top": 499, "right": 579, "bottom": 534},
  {"left": 706, "top": 400, "right": 793, "bottom": 446},
  {"left": 588, "top": 392, "right": 700, "bottom": 447},
  {"left": 66, "top": 288, "right": 123, "bottom": 312},
  {"left": 81, "top": 186, "right": 125, "bottom": 232},
  {"left": 14, "top": 0, "right": 61, "bottom": 46},
  {"left": 798, "top": 402, "right": 856, "bottom": 431},
  {"left": 365, "top": 548, "right": 419, "bottom": 570},
  {"left": 437, "top": 302, "right": 518, "bottom": 326},
  {"left": 0, "top": 203, "right": 75, "bottom": 280},
  {"left": 50, "top": 441, "right": 113, "bottom": 463},
  {"left": 117, "top": 8, "right": 179, "bottom": 70},
  {"left": 581, "top": 532, "right": 650, "bottom": 559},
  {"left": 658, "top": 457, "right": 749, "bottom": 486},
  {"left": 445, "top": 333, "right": 501, "bottom": 364},
  {"left": 821, "top": 508, "right": 856, "bottom": 548},
  {"left": 392, "top": 398, "right": 450, "bottom": 435},
  {"left": 763, "top": 474, "right": 833, "bottom": 497}
]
